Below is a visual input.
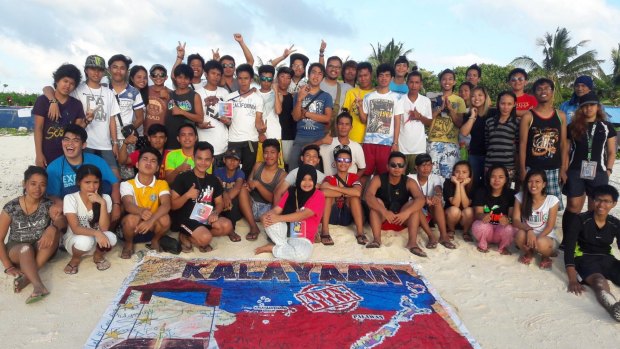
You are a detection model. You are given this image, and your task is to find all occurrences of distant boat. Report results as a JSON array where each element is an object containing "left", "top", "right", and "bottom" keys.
[{"left": 0, "top": 106, "right": 33, "bottom": 129}]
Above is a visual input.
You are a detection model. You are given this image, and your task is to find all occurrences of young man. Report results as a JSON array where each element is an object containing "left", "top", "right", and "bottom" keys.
[
  {"left": 342, "top": 60, "right": 358, "bottom": 88},
  {"left": 319, "top": 146, "right": 365, "bottom": 246},
  {"left": 275, "top": 67, "right": 296, "bottom": 169},
  {"left": 408, "top": 154, "right": 455, "bottom": 249},
  {"left": 519, "top": 78, "right": 568, "bottom": 210},
  {"left": 565, "top": 185, "right": 620, "bottom": 321},
  {"left": 34, "top": 63, "right": 85, "bottom": 167},
  {"left": 144, "top": 64, "right": 171, "bottom": 132},
  {"left": 170, "top": 142, "right": 235, "bottom": 252},
  {"left": 389, "top": 56, "right": 409, "bottom": 95},
  {"left": 317, "top": 111, "right": 366, "bottom": 177},
  {"left": 358, "top": 63, "right": 404, "bottom": 184},
  {"left": 214, "top": 33, "right": 256, "bottom": 93},
  {"left": 108, "top": 54, "right": 145, "bottom": 180},
  {"left": 256, "top": 65, "right": 284, "bottom": 167},
  {"left": 320, "top": 56, "right": 352, "bottom": 135},
  {"left": 342, "top": 62, "right": 375, "bottom": 143},
  {"left": 287, "top": 53, "right": 309, "bottom": 94},
  {"left": 274, "top": 144, "right": 326, "bottom": 205},
  {"left": 364, "top": 152, "right": 426, "bottom": 256},
  {"left": 213, "top": 148, "right": 260, "bottom": 241},
  {"left": 560, "top": 75, "right": 595, "bottom": 121},
  {"left": 289, "top": 63, "right": 333, "bottom": 170},
  {"left": 466, "top": 64, "right": 481, "bottom": 87},
  {"left": 195, "top": 60, "right": 230, "bottom": 165},
  {"left": 118, "top": 124, "right": 169, "bottom": 180},
  {"left": 507, "top": 68, "right": 537, "bottom": 118},
  {"left": 223, "top": 63, "right": 265, "bottom": 179},
  {"left": 397, "top": 70, "right": 433, "bottom": 174},
  {"left": 44, "top": 55, "right": 121, "bottom": 178},
  {"left": 119, "top": 147, "right": 171, "bottom": 258},
  {"left": 171, "top": 41, "right": 205, "bottom": 88},
  {"left": 165, "top": 124, "right": 198, "bottom": 184},
  {"left": 165, "top": 64, "right": 204, "bottom": 150}
]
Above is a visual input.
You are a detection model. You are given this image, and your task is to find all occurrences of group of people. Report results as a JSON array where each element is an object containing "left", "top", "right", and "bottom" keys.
[{"left": 1, "top": 35, "right": 620, "bottom": 322}]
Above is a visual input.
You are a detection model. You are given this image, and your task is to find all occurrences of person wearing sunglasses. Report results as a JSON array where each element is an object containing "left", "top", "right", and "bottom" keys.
[
  {"left": 255, "top": 65, "right": 285, "bottom": 168},
  {"left": 364, "top": 152, "right": 426, "bottom": 257},
  {"left": 317, "top": 110, "right": 365, "bottom": 177},
  {"left": 507, "top": 68, "right": 537, "bottom": 119},
  {"left": 144, "top": 64, "right": 171, "bottom": 134}
]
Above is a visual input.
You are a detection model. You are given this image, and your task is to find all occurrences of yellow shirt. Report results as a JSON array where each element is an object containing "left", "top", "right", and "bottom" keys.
[
  {"left": 428, "top": 94, "right": 466, "bottom": 143},
  {"left": 120, "top": 176, "right": 170, "bottom": 213},
  {"left": 342, "top": 87, "right": 375, "bottom": 143}
]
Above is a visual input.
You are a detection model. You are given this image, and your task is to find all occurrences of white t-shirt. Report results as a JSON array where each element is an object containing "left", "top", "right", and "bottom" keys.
[
  {"left": 225, "top": 91, "right": 264, "bottom": 142},
  {"left": 288, "top": 77, "right": 307, "bottom": 94},
  {"left": 408, "top": 173, "right": 443, "bottom": 197},
  {"left": 398, "top": 94, "right": 432, "bottom": 154},
  {"left": 514, "top": 192, "right": 560, "bottom": 240},
  {"left": 362, "top": 90, "right": 404, "bottom": 145},
  {"left": 258, "top": 90, "right": 281, "bottom": 140},
  {"left": 195, "top": 84, "right": 230, "bottom": 156},
  {"left": 112, "top": 84, "right": 144, "bottom": 139},
  {"left": 319, "top": 138, "right": 366, "bottom": 176},
  {"left": 63, "top": 192, "right": 112, "bottom": 235},
  {"left": 71, "top": 83, "right": 121, "bottom": 150}
]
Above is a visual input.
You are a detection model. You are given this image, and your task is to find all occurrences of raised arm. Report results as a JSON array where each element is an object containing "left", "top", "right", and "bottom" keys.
[{"left": 234, "top": 33, "right": 254, "bottom": 66}]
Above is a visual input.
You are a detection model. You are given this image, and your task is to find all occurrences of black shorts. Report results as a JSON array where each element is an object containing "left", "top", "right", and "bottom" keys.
[
  {"left": 575, "top": 254, "right": 620, "bottom": 286},
  {"left": 178, "top": 218, "right": 212, "bottom": 236},
  {"left": 564, "top": 169, "right": 608, "bottom": 198}
]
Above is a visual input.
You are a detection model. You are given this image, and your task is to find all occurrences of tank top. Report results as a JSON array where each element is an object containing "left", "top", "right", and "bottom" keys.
[
  {"left": 250, "top": 163, "right": 285, "bottom": 204},
  {"left": 525, "top": 109, "right": 562, "bottom": 170},
  {"left": 164, "top": 90, "right": 197, "bottom": 149},
  {"left": 376, "top": 173, "right": 410, "bottom": 212}
]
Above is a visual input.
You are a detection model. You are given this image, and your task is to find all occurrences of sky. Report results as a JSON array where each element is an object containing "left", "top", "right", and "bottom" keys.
[{"left": 1, "top": 0, "right": 620, "bottom": 93}]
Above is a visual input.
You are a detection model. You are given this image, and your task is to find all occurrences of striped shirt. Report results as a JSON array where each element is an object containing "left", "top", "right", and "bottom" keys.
[{"left": 484, "top": 114, "right": 519, "bottom": 169}]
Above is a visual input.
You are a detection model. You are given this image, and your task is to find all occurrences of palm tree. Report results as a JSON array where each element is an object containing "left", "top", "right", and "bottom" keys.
[
  {"left": 511, "top": 27, "right": 603, "bottom": 102},
  {"left": 368, "top": 39, "right": 415, "bottom": 68},
  {"left": 611, "top": 43, "right": 620, "bottom": 87}
]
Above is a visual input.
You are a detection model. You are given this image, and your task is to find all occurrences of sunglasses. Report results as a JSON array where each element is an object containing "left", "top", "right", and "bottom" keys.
[
  {"left": 510, "top": 77, "right": 525, "bottom": 82},
  {"left": 223, "top": 63, "right": 235, "bottom": 68},
  {"left": 336, "top": 157, "right": 352, "bottom": 163},
  {"left": 389, "top": 162, "right": 406, "bottom": 169},
  {"left": 260, "top": 76, "right": 274, "bottom": 82},
  {"left": 150, "top": 73, "right": 166, "bottom": 78}
]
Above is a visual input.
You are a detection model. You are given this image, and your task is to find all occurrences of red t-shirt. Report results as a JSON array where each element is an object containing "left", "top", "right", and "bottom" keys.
[
  {"left": 277, "top": 190, "right": 325, "bottom": 242},
  {"left": 129, "top": 149, "right": 170, "bottom": 180},
  {"left": 516, "top": 93, "right": 537, "bottom": 111},
  {"left": 324, "top": 173, "right": 361, "bottom": 187}
]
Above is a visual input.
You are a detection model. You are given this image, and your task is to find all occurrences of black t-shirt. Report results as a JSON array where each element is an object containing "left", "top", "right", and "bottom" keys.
[
  {"left": 467, "top": 109, "right": 493, "bottom": 156},
  {"left": 171, "top": 171, "right": 223, "bottom": 220},
  {"left": 442, "top": 179, "right": 474, "bottom": 209},
  {"left": 567, "top": 120, "right": 617, "bottom": 171},
  {"left": 279, "top": 93, "right": 296, "bottom": 140},
  {"left": 564, "top": 211, "right": 620, "bottom": 267},
  {"left": 472, "top": 188, "right": 515, "bottom": 224},
  {"left": 165, "top": 90, "right": 197, "bottom": 150}
]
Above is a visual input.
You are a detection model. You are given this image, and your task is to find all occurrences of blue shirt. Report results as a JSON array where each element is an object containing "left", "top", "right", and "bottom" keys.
[
  {"left": 389, "top": 81, "right": 408, "bottom": 95},
  {"left": 293, "top": 91, "right": 333, "bottom": 141},
  {"left": 213, "top": 167, "right": 245, "bottom": 191},
  {"left": 46, "top": 153, "right": 118, "bottom": 198}
]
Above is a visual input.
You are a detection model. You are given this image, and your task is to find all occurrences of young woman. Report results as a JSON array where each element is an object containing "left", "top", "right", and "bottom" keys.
[
  {"left": 484, "top": 91, "right": 519, "bottom": 183},
  {"left": 0, "top": 166, "right": 61, "bottom": 303},
  {"left": 129, "top": 65, "right": 149, "bottom": 143},
  {"left": 460, "top": 86, "right": 491, "bottom": 187},
  {"left": 563, "top": 91, "right": 617, "bottom": 247},
  {"left": 63, "top": 165, "right": 117, "bottom": 275},
  {"left": 513, "top": 169, "right": 560, "bottom": 269},
  {"left": 443, "top": 161, "right": 475, "bottom": 241},
  {"left": 255, "top": 164, "right": 325, "bottom": 262},
  {"left": 472, "top": 165, "right": 516, "bottom": 254}
]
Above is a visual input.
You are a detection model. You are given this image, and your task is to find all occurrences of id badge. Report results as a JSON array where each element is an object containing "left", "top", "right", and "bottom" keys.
[
  {"left": 580, "top": 160, "right": 597, "bottom": 180},
  {"left": 190, "top": 202, "right": 213, "bottom": 224},
  {"left": 289, "top": 221, "right": 306, "bottom": 239}
]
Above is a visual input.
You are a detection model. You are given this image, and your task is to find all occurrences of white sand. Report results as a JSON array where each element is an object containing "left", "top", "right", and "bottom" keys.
[{"left": 1, "top": 135, "right": 620, "bottom": 348}]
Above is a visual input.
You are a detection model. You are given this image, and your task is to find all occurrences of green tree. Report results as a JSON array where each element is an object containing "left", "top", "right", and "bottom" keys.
[
  {"left": 510, "top": 27, "right": 603, "bottom": 103},
  {"left": 368, "top": 38, "right": 415, "bottom": 68},
  {"left": 611, "top": 43, "right": 620, "bottom": 87},
  {"left": 454, "top": 64, "right": 514, "bottom": 102}
]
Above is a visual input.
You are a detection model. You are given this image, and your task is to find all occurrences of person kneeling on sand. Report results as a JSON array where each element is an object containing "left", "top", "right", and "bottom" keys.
[
  {"left": 364, "top": 152, "right": 426, "bottom": 256},
  {"left": 118, "top": 147, "right": 172, "bottom": 259},
  {"left": 0, "top": 166, "right": 63, "bottom": 303},
  {"left": 565, "top": 185, "right": 620, "bottom": 321},
  {"left": 170, "top": 142, "right": 234, "bottom": 252},
  {"left": 319, "top": 145, "right": 366, "bottom": 245},
  {"left": 255, "top": 164, "right": 325, "bottom": 262}
]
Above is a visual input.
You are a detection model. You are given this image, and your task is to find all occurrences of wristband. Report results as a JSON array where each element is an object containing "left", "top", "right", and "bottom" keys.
[{"left": 49, "top": 98, "right": 58, "bottom": 104}]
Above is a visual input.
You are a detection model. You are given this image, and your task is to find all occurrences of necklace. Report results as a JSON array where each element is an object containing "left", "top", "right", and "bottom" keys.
[{"left": 21, "top": 195, "right": 40, "bottom": 227}]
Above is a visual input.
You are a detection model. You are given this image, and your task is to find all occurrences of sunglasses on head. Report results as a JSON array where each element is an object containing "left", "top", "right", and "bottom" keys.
[
  {"left": 336, "top": 157, "right": 352, "bottom": 163},
  {"left": 223, "top": 63, "right": 235, "bottom": 68},
  {"left": 389, "top": 162, "right": 406, "bottom": 169},
  {"left": 260, "top": 76, "right": 273, "bottom": 82},
  {"left": 151, "top": 73, "right": 166, "bottom": 78}
]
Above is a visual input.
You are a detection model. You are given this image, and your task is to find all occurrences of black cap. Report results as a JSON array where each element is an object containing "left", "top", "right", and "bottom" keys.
[
  {"left": 223, "top": 148, "right": 241, "bottom": 160},
  {"left": 149, "top": 64, "right": 168, "bottom": 76},
  {"left": 578, "top": 91, "right": 599, "bottom": 108}
]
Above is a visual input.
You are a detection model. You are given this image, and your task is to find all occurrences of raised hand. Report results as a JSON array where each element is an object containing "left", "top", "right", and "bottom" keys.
[
  {"left": 233, "top": 33, "right": 244, "bottom": 43},
  {"left": 212, "top": 48, "right": 220, "bottom": 61},
  {"left": 177, "top": 41, "right": 186, "bottom": 59}
]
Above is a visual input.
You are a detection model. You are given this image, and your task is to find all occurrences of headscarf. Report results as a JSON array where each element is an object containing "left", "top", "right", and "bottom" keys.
[{"left": 282, "top": 164, "right": 317, "bottom": 215}]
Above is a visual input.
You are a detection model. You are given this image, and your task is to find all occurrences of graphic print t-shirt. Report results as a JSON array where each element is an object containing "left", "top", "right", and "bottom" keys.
[
  {"left": 525, "top": 110, "right": 562, "bottom": 170},
  {"left": 171, "top": 171, "right": 223, "bottom": 221},
  {"left": 362, "top": 90, "right": 403, "bottom": 145},
  {"left": 293, "top": 91, "right": 333, "bottom": 140}
]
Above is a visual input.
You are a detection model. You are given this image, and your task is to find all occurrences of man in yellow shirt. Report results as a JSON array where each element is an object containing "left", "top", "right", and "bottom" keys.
[{"left": 342, "top": 62, "right": 375, "bottom": 143}]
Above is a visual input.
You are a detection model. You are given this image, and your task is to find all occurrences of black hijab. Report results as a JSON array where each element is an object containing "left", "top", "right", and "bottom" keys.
[{"left": 282, "top": 164, "right": 317, "bottom": 215}]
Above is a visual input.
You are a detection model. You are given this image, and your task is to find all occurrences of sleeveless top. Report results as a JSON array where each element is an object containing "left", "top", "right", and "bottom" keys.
[
  {"left": 164, "top": 90, "right": 197, "bottom": 149},
  {"left": 250, "top": 163, "right": 285, "bottom": 204},
  {"left": 525, "top": 109, "right": 562, "bottom": 170},
  {"left": 376, "top": 173, "right": 410, "bottom": 212}
]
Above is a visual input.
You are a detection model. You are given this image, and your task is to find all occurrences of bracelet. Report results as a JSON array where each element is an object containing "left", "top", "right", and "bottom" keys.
[
  {"left": 4, "top": 266, "right": 15, "bottom": 274},
  {"left": 49, "top": 98, "right": 58, "bottom": 104},
  {"left": 469, "top": 116, "right": 476, "bottom": 120}
]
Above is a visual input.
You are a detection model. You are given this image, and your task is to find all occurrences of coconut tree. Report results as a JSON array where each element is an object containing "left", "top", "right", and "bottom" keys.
[
  {"left": 511, "top": 27, "right": 603, "bottom": 102},
  {"left": 611, "top": 43, "right": 620, "bottom": 87},
  {"left": 368, "top": 39, "right": 415, "bottom": 68}
]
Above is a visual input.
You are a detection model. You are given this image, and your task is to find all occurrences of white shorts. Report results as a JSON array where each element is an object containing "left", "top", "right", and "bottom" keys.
[{"left": 63, "top": 230, "right": 117, "bottom": 255}]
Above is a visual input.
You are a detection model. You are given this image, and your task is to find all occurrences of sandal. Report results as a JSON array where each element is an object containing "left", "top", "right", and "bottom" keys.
[
  {"left": 246, "top": 231, "right": 260, "bottom": 241},
  {"left": 439, "top": 240, "right": 456, "bottom": 249},
  {"left": 498, "top": 248, "right": 512, "bottom": 255},
  {"left": 447, "top": 231, "right": 455, "bottom": 240},
  {"left": 366, "top": 241, "right": 381, "bottom": 249},
  {"left": 518, "top": 253, "right": 533, "bottom": 265},
  {"left": 13, "top": 275, "right": 30, "bottom": 293},
  {"left": 539, "top": 257, "right": 553, "bottom": 270},
  {"left": 355, "top": 233, "right": 368, "bottom": 245},
  {"left": 228, "top": 231, "right": 241, "bottom": 242},
  {"left": 120, "top": 246, "right": 134, "bottom": 259},
  {"left": 463, "top": 231, "right": 473, "bottom": 242},
  {"left": 145, "top": 243, "right": 162, "bottom": 252},
  {"left": 179, "top": 234, "right": 193, "bottom": 253},
  {"left": 25, "top": 291, "right": 49, "bottom": 304},
  {"left": 64, "top": 263, "right": 79, "bottom": 275},
  {"left": 198, "top": 245, "right": 214, "bottom": 253},
  {"left": 94, "top": 258, "right": 111, "bottom": 271},
  {"left": 409, "top": 246, "right": 427, "bottom": 257},
  {"left": 426, "top": 240, "right": 438, "bottom": 249},
  {"left": 477, "top": 246, "right": 489, "bottom": 253},
  {"left": 320, "top": 233, "right": 334, "bottom": 246}
]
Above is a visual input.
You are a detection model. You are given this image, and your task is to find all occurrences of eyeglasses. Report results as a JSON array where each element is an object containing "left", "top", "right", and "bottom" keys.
[
  {"left": 327, "top": 64, "right": 342, "bottom": 70},
  {"left": 594, "top": 198, "right": 615, "bottom": 205},
  {"left": 260, "top": 76, "right": 273, "bottom": 82},
  {"left": 336, "top": 158, "right": 352, "bottom": 163},
  {"left": 389, "top": 162, "right": 406, "bottom": 169},
  {"left": 62, "top": 137, "right": 82, "bottom": 144},
  {"left": 150, "top": 73, "right": 166, "bottom": 78},
  {"left": 510, "top": 77, "right": 525, "bottom": 82},
  {"left": 222, "top": 63, "right": 235, "bottom": 68}
]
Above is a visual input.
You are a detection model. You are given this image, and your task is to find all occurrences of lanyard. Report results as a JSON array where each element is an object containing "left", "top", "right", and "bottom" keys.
[{"left": 586, "top": 123, "right": 597, "bottom": 161}]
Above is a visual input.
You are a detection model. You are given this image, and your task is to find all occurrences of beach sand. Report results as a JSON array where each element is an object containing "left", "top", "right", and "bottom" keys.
[{"left": 1, "top": 135, "right": 620, "bottom": 348}]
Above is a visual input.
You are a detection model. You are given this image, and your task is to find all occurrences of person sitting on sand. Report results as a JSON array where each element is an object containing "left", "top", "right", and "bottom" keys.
[
  {"left": 513, "top": 169, "right": 560, "bottom": 269},
  {"left": 443, "top": 161, "right": 475, "bottom": 241},
  {"left": 0, "top": 166, "right": 63, "bottom": 303},
  {"left": 118, "top": 123, "right": 170, "bottom": 180},
  {"left": 273, "top": 144, "right": 326, "bottom": 205},
  {"left": 564, "top": 185, "right": 620, "bottom": 322},
  {"left": 255, "top": 164, "right": 325, "bottom": 262},
  {"left": 118, "top": 147, "right": 171, "bottom": 259},
  {"left": 170, "top": 141, "right": 235, "bottom": 252},
  {"left": 63, "top": 165, "right": 117, "bottom": 275},
  {"left": 164, "top": 124, "right": 199, "bottom": 184},
  {"left": 364, "top": 152, "right": 426, "bottom": 256}
]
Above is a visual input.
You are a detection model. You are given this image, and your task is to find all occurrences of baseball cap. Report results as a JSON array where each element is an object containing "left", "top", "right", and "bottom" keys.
[
  {"left": 84, "top": 55, "right": 106, "bottom": 70},
  {"left": 149, "top": 64, "right": 168, "bottom": 76},
  {"left": 223, "top": 148, "right": 241, "bottom": 160}
]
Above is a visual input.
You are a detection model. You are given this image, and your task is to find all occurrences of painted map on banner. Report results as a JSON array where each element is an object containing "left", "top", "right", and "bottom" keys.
[{"left": 86, "top": 255, "right": 478, "bottom": 348}]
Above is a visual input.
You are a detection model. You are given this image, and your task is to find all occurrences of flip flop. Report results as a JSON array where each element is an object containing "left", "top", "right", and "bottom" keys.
[
  {"left": 320, "top": 233, "right": 334, "bottom": 246},
  {"left": 477, "top": 246, "right": 489, "bottom": 253},
  {"left": 426, "top": 241, "right": 438, "bottom": 249},
  {"left": 120, "top": 247, "right": 134, "bottom": 259},
  {"left": 447, "top": 231, "right": 455, "bottom": 241},
  {"left": 94, "top": 258, "right": 111, "bottom": 271},
  {"left": 539, "top": 257, "right": 553, "bottom": 270},
  {"left": 463, "top": 231, "right": 473, "bottom": 242},
  {"left": 439, "top": 240, "right": 456, "bottom": 249},
  {"left": 518, "top": 253, "right": 533, "bottom": 265},
  {"left": 25, "top": 291, "right": 49, "bottom": 304},
  {"left": 179, "top": 234, "right": 193, "bottom": 253},
  {"left": 409, "top": 246, "right": 427, "bottom": 257},
  {"left": 228, "top": 231, "right": 241, "bottom": 242},
  {"left": 246, "top": 231, "right": 260, "bottom": 241},
  {"left": 13, "top": 275, "right": 30, "bottom": 293},
  {"left": 499, "top": 248, "right": 512, "bottom": 255},
  {"left": 198, "top": 245, "right": 214, "bottom": 253},
  {"left": 611, "top": 302, "right": 620, "bottom": 322},
  {"left": 64, "top": 263, "right": 79, "bottom": 275},
  {"left": 355, "top": 234, "right": 368, "bottom": 245},
  {"left": 145, "top": 243, "right": 162, "bottom": 252},
  {"left": 366, "top": 241, "right": 381, "bottom": 249}
]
